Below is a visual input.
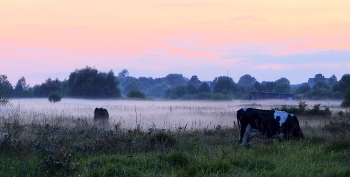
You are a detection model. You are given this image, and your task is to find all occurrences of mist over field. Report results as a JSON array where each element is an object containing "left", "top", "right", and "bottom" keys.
[{"left": 2, "top": 98, "right": 344, "bottom": 131}]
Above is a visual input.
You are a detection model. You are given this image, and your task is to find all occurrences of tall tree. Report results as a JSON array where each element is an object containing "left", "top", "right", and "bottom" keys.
[
  {"left": 14, "top": 76, "right": 31, "bottom": 97},
  {"left": 333, "top": 74, "right": 350, "bottom": 94},
  {"left": 273, "top": 77, "right": 291, "bottom": 93},
  {"left": 68, "top": 66, "right": 121, "bottom": 98},
  {"left": 118, "top": 69, "right": 129, "bottom": 79},
  {"left": 213, "top": 76, "right": 236, "bottom": 94},
  {"left": 165, "top": 74, "right": 186, "bottom": 87},
  {"left": 0, "top": 74, "right": 13, "bottom": 104},
  {"left": 187, "top": 75, "right": 201, "bottom": 88},
  {"left": 238, "top": 74, "right": 256, "bottom": 87}
]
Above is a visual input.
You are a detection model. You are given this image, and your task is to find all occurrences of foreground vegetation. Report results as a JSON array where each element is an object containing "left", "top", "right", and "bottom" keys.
[{"left": 0, "top": 109, "right": 350, "bottom": 177}]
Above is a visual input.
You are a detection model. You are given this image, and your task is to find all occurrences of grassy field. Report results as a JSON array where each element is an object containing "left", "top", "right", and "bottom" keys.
[{"left": 0, "top": 99, "right": 349, "bottom": 176}]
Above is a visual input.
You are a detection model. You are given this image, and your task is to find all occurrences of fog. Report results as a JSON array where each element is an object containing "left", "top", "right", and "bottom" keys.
[{"left": 0, "top": 98, "right": 344, "bottom": 131}]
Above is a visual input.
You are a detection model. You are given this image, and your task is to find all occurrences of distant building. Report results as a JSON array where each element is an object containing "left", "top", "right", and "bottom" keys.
[{"left": 307, "top": 76, "right": 337, "bottom": 88}]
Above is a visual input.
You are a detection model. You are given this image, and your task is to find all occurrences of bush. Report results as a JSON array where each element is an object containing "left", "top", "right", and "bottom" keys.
[
  {"left": 48, "top": 91, "right": 62, "bottom": 103},
  {"left": 127, "top": 89, "right": 146, "bottom": 99},
  {"left": 273, "top": 101, "right": 331, "bottom": 116}
]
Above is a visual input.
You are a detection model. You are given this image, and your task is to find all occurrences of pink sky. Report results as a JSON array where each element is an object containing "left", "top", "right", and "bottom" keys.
[{"left": 1, "top": 0, "right": 350, "bottom": 85}]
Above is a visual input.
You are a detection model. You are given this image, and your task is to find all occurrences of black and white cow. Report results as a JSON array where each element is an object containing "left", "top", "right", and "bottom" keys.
[
  {"left": 237, "top": 108, "right": 304, "bottom": 145},
  {"left": 94, "top": 107, "right": 109, "bottom": 120}
]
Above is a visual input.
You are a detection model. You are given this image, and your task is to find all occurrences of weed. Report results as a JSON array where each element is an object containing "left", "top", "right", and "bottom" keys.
[
  {"left": 148, "top": 132, "right": 176, "bottom": 151},
  {"left": 166, "top": 151, "right": 189, "bottom": 167}
]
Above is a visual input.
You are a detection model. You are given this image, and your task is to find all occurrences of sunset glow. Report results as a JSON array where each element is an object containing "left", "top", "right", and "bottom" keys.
[{"left": 1, "top": 0, "right": 350, "bottom": 85}]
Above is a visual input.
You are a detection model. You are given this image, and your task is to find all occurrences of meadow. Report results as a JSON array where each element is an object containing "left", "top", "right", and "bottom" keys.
[{"left": 0, "top": 98, "right": 349, "bottom": 176}]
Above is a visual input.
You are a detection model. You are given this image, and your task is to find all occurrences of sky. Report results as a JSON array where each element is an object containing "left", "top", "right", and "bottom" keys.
[{"left": 1, "top": 0, "right": 350, "bottom": 86}]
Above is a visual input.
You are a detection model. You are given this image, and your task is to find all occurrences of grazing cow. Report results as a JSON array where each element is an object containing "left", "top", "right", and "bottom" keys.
[
  {"left": 94, "top": 107, "right": 109, "bottom": 120},
  {"left": 237, "top": 108, "right": 304, "bottom": 145}
]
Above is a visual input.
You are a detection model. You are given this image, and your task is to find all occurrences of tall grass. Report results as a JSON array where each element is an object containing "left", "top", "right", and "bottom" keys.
[{"left": 0, "top": 99, "right": 349, "bottom": 176}]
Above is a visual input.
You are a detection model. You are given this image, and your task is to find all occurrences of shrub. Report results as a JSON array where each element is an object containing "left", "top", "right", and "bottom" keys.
[
  {"left": 273, "top": 101, "right": 331, "bottom": 116},
  {"left": 48, "top": 91, "right": 62, "bottom": 103},
  {"left": 127, "top": 89, "right": 146, "bottom": 99}
]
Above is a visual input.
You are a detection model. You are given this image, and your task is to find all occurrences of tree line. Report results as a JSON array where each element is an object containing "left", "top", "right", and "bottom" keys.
[{"left": 1, "top": 66, "right": 350, "bottom": 106}]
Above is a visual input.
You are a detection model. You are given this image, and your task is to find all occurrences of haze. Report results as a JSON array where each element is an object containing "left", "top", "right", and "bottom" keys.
[{"left": 2, "top": 98, "right": 343, "bottom": 130}]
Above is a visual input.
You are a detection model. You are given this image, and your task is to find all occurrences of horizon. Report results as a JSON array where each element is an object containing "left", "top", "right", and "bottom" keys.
[
  {"left": 0, "top": 66, "right": 340, "bottom": 87},
  {"left": 1, "top": 1, "right": 350, "bottom": 86}
]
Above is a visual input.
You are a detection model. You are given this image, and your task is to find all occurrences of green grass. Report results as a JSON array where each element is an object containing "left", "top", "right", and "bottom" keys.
[{"left": 0, "top": 106, "right": 350, "bottom": 176}]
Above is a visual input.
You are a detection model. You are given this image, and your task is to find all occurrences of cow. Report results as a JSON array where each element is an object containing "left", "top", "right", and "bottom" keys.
[
  {"left": 94, "top": 107, "right": 109, "bottom": 120},
  {"left": 237, "top": 108, "right": 304, "bottom": 145}
]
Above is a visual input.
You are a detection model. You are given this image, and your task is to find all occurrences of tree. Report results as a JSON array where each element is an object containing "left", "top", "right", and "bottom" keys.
[
  {"left": 275, "top": 77, "right": 290, "bottom": 86},
  {"left": 34, "top": 78, "right": 62, "bottom": 97},
  {"left": 198, "top": 82, "right": 211, "bottom": 93},
  {"left": 124, "top": 81, "right": 140, "bottom": 95},
  {"left": 147, "top": 82, "right": 170, "bottom": 98},
  {"left": 187, "top": 75, "right": 201, "bottom": 88},
  {"left": 313, "top": 81, "right": 330, "bottom": 90},
  {"left": 138, "top": 77, "right": 154, "bottom": 89},
  {"left": 272, "top": 84, "right": 291, "bottom": 93},
  {"left": 104, "top": 70, "right": 120, "bottom": 97},
  {"left": 127, "top": 90, "right": 146, "bottom": 99},
  {"left": 213, "top": 76, "right": 236, "bottom": 95},
  {"left": 186, "top": 85, "right": 198, "bottom": 95},
  {"left": 48, "top": 91, "right": 62, "bottom": 103},
  {"left": 13, "top": 76, "right": 30, "bottom": 97},
  {"left": 273, "top": 78, "right": 291, "bottom": 93},
  {"left": 333, "top": 74, "right": 350, "bottom": 94},
  {"left": 295, "top": 83, "right": 311, "bottom": 94},
  {"left": 261, "top": 81, "right": 275, "bottom": 92},
  {"left": 165, "top": 74, "right": 186, "bottom": 87},
  {"left": 238, "top": 74, "right": 256, "bottom": 87},
  {"left": 253, "top": 82, "right": 267, "bottom": 92},
  {"left": 0, "top": 75, "right": 13, "bottom": 105},
  {"left": 118, "top": 69, "right": 129, "bottom": 79},
  {"left": 307, "top": 81, "right": 333, "bottom": 99},
  {"left": 165, "top": 85, "right": 187, "bottom": 99},
  {"left": 68, "top": 66, "right": 121, "bottom": 98}
]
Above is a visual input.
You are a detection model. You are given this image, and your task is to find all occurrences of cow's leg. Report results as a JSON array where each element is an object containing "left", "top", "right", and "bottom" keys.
[
  {"left": 270, "top": 133, "right": 285, "bottom": 141},
  {"left": 248, "top": 129, "right": 264, "bottom": 140},
  {"left": 238, "top": 120, "right": 247, "bottom": 144},
  {"left": 240, "top": 124, "right": 253, "bottom": 145}
]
